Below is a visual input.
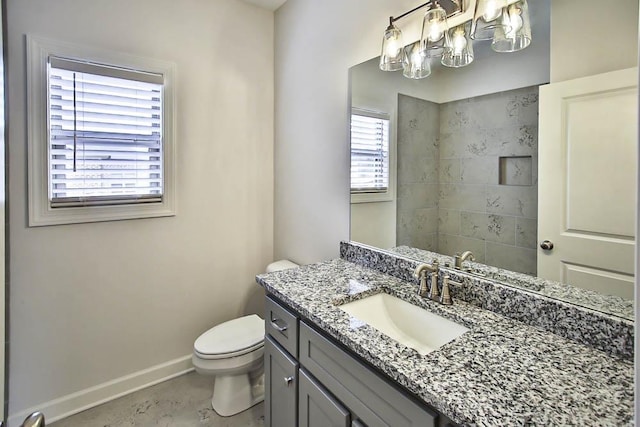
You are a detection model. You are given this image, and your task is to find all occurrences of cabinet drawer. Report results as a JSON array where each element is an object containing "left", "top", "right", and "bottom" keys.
[
  {"left": 266, "top": 295, "right": 299, "bottom": 358},
  {"left": 299, "top": 321, "right": 437, "bottom": 427}
]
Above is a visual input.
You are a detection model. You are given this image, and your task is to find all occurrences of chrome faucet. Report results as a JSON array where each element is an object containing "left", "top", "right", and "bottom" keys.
[
  {"left": 21, "top": 412, "right": 45, "bottom": 427},
  {"left": 454, "top": 251, "right": 475, "bottom": 269},
  {"left": 413, "top": 262, "right": 437, "bottom": 297}
]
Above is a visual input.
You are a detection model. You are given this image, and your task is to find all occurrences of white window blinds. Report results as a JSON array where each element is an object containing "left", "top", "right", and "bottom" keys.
[
  {"left": 48, "top": 56, "right": 164, "bottom": 207},
  {"left": 350, "top": 111, "right": 390, "bottom": 193}
]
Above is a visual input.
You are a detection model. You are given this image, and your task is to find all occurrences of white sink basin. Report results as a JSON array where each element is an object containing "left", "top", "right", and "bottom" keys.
[{"left": 338, "top": 293, "right": 469, "bottom": 356}]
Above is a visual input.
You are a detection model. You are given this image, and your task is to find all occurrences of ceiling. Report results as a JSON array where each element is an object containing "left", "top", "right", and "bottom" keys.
[{"left": 240, "top": 0, "right": 287, "bottom": 11}]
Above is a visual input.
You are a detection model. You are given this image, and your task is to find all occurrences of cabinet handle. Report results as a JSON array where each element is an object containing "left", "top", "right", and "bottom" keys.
[
  {"left": 284, "top": 376, "right": 294, "bottom": 386},
  {"left": 270, "top": 317, "right": 288, "bottom": 332}
]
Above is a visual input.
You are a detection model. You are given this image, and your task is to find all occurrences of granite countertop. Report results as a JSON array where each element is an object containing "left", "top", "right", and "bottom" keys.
[{"left": 256, "top": 258, "right": 634, "bottom": 427}]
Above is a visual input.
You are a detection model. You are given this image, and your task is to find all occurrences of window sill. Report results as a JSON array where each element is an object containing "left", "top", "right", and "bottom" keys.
[
  {"left": 350, "top": 191, "right": 393, "bottom": 204},
  {"left": 28, "top": 200, "right": 176, "bottom": 227}
]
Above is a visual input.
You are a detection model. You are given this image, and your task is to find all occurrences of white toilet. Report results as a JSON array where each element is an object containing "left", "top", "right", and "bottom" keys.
[{"left": 192, "top": 259, "right": 298, "bottom": 416}]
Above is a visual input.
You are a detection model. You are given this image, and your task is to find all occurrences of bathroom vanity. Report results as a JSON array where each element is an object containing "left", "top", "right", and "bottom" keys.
[
  {"left": 256, "top": 243, "right": 634, "bottom": 426},
  {"left": 264, "top": 294, "right": 454, "bottom": 427}
]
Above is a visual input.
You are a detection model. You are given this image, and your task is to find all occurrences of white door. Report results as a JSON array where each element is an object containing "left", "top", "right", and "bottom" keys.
[{"left": 538, "top": 68, "right": 638, "bottom": 300}]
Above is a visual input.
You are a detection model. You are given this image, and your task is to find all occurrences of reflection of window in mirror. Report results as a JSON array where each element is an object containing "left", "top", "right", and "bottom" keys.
[{"left": 350, "top": 108, "right": 391, "bottom": 203}]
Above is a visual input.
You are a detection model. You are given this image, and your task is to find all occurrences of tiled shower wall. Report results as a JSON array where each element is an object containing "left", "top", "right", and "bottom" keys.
[
  {"left": 397, "top": 86, "right": 539, "bottom": 275},
  {"left": 396, "top": 95, "right": 440, "bottom": 250}
]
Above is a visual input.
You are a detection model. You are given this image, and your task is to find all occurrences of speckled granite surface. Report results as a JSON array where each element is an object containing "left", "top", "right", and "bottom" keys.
[
  {"left": 391, "top": 245, "right": 634, "bottom": 321},
  {"left": 256, "top": 259, "right": 634, "bottom": 426},
  {"left": 341, "top": 241, "right": 634, "bottom": 359}
]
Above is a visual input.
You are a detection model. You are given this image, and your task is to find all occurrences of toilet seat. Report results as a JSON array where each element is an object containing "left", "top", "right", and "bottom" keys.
[
  {"left": 194, "top": 314, "right": 264, "bottom": 360},
  {"left": 194, "top": 341, "right": 263, "bottom": 360}
]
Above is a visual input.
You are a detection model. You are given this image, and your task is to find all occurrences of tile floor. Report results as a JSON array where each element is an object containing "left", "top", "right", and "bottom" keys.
[{"left": 49, "top": 372, "right": 265, "bottom": 427}]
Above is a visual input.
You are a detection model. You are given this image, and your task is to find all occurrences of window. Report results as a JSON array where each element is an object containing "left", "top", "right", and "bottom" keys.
[
  {"left": 350, "top": 109, "right": 390, "bottom": 202},
  {"left": 28, "top": 35, "right": 176, "bottom": 226},
  {"left": 48, "top": 58, "right": 164, "bottom": 206}
]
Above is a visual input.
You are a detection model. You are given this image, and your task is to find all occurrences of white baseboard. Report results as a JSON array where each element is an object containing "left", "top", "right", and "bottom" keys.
[{"left": 7, "top": 354, "right": 194, "bottom": 427}]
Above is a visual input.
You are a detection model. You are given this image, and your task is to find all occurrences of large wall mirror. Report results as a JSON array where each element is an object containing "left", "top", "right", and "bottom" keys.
[{"left": 349, "top": 0, "right": 638, "bottom": 320}]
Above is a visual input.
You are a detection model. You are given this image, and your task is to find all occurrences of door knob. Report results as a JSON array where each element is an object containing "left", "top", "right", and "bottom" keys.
[
  {"left": 540, "top": 240, "right": 554, "bottom": 251},
  {"left": 284, "top": 376, "right": 294, "bottom": 386}
]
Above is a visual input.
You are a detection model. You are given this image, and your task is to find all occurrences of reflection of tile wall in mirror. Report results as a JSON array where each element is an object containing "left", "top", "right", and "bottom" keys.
[
  {"left": 499, "top": 156, "right": 533, "bottom": 186},
  {"left": 396, "top": 86, "right": 539, "bottom": 276},
  {"left": 396, "top": 94, "right": 439, "bottom": 251}
]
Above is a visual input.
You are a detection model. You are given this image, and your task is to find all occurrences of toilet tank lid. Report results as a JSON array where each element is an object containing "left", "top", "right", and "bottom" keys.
[
  {"left": 266, "top": 259, "right": 299, "bottom": 273},
  {"left": 194, "top": 314, "right": 264, "bottom": 355}
]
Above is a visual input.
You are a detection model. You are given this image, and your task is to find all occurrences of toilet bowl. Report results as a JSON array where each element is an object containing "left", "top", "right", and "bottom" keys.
[
  {"left": 193, "top": 260, "right": 299, "bottom": 416},
  {"left": 192, "top": 314, "right": 265, "bottom": 416}
]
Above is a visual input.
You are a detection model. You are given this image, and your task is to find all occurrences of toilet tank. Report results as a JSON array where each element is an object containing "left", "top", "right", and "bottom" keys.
[{"left": 266, "top": 260, "right": 298, "bottom": 273}]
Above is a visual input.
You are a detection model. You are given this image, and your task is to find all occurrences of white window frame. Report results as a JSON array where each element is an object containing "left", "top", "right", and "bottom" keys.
[
  {"left": 27, "top": 35, "right": 177, "bottom": 226},
  {"left": 350, "top": 108, "right": 394, "bottom": 204}
]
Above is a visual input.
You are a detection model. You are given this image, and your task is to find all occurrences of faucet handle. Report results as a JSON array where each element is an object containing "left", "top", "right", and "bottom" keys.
[
  {"left": 441, "top": 275, "right": 453, "bottom": 305},
  {"left": 417, "top": 270, "right": 429, "bottom": 297},
  {"left": 428, "top": 271, "right": 440, "bottom": 301}
]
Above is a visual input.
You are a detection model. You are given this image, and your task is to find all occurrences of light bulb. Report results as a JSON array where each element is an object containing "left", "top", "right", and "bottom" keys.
[
  {"left": 385, "top": 37, "right": 401, "bottom": 57},
  {"left": 452, "top": 28, "right": 467, "bottom": 54},
  {"left": 422, "top": 7, "right": 447, "bottom": 43},
  {"left": 428, "top": 18, "right": 445, "bottom": 41},
  {"left": 505, "top": 4, "right": 523, "bottom": 39},
  {"left": 413, "top": 50, "right": 426, "bottom": 67}
]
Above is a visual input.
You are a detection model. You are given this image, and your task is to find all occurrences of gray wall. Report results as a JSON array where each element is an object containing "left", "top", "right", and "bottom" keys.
[{"left": 396, "top": 87, "right": 539, "bottom": 275}]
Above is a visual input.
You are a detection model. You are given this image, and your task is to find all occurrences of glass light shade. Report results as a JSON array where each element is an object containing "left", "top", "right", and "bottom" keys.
[
  {"left": 479, "top": 0, "right": 507, "bottom": 21},
  {"left": 441, "top": 24, "right": 474, "bottom": 68},
  {"left": 471, "top": 0, "right": 509, "bottom": 40},
  {"left": 379, "top": 22, "right": 405, "bottom": 71},
  {"left": 420, "top": 6, "right": 448, "bottom": 56},
  {"left": 491, "top": 0, "right": 532, "bottom": 52},
  {"left": 402, "top": 42, "right": 431, "bottom": 79}
]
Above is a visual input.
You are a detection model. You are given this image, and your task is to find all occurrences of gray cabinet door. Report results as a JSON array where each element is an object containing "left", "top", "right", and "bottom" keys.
[
  {"left": 265, "top": 336, "right": 298, "bottom": 427},
  {"left": 299, "top": 369, "right": 350, "bottom": 427},
  {"left": 299, "top": 321, "right": 437, "bottom": 427}
]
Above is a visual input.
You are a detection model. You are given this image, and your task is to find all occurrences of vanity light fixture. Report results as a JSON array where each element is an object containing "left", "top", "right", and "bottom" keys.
[{"left": 379, "top": 0, "right": 531, "bottom": 79}]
